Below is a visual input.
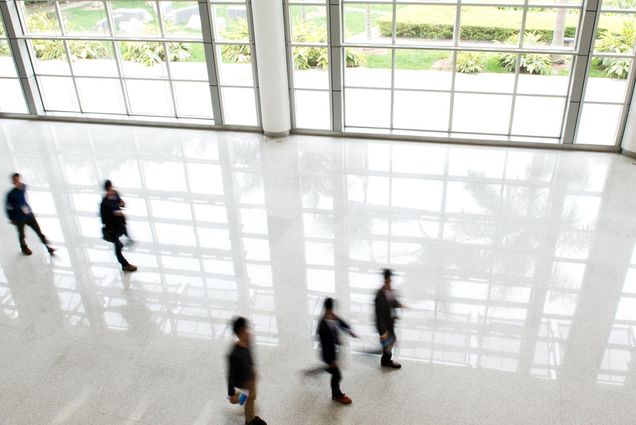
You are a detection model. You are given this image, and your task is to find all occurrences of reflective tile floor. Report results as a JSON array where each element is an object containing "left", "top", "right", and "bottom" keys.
[{"left": 1, "top": 119, "right": 636, "bottom": 424}]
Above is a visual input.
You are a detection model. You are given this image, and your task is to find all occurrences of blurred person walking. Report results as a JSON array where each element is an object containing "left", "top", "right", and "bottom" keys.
[
  {"left": 100, "top": 180, "right": 136, "bottom": 272},
  {"left": 227, "top": 317, "right": 267, "bottom": 425},
  {"left": 317, "top": 297, "right": 357, "bottom": 405},
  {"left": 5, "top": 173, "right": 55, "bottom": 256},
  {"left": 375, "top": 268, "right": 404, "bottom": 369}
]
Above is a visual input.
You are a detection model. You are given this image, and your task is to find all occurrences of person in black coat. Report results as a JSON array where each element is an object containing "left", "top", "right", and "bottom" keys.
[
  {"left": 227, "top": 317, "right": 267, "bottom": 425},
  {"left": 375, "top": 268, "right": 404, "bottom": 369},
  {"left": 4, "top": 173, "right": 55, "bottom": 256},
  {"left": 317, "top": 297, "right": 357, "bottom": 404},
  {"left": 100, "top": 180, "right": 137, "bottom": 272}
]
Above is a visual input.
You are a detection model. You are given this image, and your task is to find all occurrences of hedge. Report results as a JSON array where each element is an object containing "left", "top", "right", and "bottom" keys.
[{"left": 378, "top": 20, "right": 577, "bottom": 42}]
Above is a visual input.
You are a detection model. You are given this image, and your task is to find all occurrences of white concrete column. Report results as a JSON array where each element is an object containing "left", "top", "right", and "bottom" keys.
[{"left": 251, "top": 0, "right": 291, "bottom": 137}]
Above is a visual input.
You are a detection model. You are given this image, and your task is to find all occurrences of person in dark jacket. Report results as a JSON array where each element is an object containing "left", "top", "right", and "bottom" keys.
[
  {"left": 317, "top": 297, "right": 357, "bottom": 405},
  {"left": 375, "top": 268, "right": 404, "bottom": 369},
  {"left": 5, "top": 173, "right": 55, "bottom": 256},
  {"left": 100, "top": 180, "right": 137, "bottom": 272},
  {"left": 227, "top": 317, "right": 267, "bottom": 425}
]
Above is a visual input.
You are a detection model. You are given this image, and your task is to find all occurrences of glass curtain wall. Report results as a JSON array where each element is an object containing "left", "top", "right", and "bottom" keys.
[
  {"left": 6, "top": 0, "right": 259, "bottom": 126},
  {"left": 338, "top": 0, "right": 582, "bottom": 142},
  {"left": 210, "top": 0, "right": 259, "bottom": 126},
  {"left": 576, "top": 0, "right": 636, "bottom": 146},
  {"left": 286, "top": 0, "right": 332, "bottom": 130},
  {"left": 0, "top": 13, "right": 28, "bottom": 113}
]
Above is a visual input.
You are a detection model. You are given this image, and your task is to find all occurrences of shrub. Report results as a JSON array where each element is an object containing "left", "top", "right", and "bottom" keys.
[
  {"left": 121, "top": 41, "right": 191, "bottom": 66},
  {"left": 0, "top": 41, "right": 10, "bottom": 56},
  {"left": 594, "top": 21, "right": 636, "bottom": 79},
  {"left": 499, "top": 33, "right": 553, "bottom": 75},
  {"left": 378, "top": 19, "right": 576, "bottom": 42},
  {"left": 456, "top": 52, "right": 484, "bottom": 74}
]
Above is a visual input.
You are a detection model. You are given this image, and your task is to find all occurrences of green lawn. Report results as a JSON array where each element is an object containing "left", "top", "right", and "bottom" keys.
[{"left": 362, "top": 49, "right": 576, "bottom": 75}]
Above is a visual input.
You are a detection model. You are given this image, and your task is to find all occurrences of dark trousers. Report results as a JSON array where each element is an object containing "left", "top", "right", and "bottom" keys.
[
  {"left": 381, "top": 328, "right": 396, "bottom": 364},
  {"left": 326, "top": 365, "right": 343, "bottom": 398},
  {"left": 15, "top": 217, "right": 48, "bottom": 249},
  {"left": 112, "top": 237, "right": 129, "bottom": 267}
]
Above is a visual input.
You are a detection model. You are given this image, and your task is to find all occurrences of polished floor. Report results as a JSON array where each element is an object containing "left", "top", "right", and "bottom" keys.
[{"left": 1, "top": 118, "right": 636, "bottom": 424}]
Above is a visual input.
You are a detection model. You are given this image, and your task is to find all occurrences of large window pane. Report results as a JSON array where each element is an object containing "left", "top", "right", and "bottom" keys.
[
  {"left": 0, "top": 41, "right": 17, "bottom": 78},
  {"left": 217, "top": 45, "right": 253, "bottom": 86},
  {"left": 290, "top": 5, "right": 327, "bottom": 43},
  {"left": 345, "top": 48, "right": 391, "bottom": 88},
  {"left": 394, "top": 49, "right": 452, "bottom": 90},
  {"left": 174, "top": 81, "right": 213, "bottom": 118},
  {"left": 393, "top": 91, "right": 450, "bottom": 132},
  {"left": 119, "top": 42, "right": 168, "bottom": 77},
  {"left": 455, "top": 52, "right": 515, "bottom": 93},
  {"left": 213, "top": 5, "right": 249, "bottom": 42},
  {"left": 60, "top": 1, "right": 108, "bottom": 36},
  {"left": 524, "top": 9, "right": 580, "bottom": 50},
  {"left": 517, "top": 56, "right": 572, "bottom": 96},
  {"left": 69, "top": 40, "right": 118, "bottom": 77},
  {"left": 293, "top": 47, "right": 329, "bottom": 89},
  {"left": 30, "top": 40, "right": 71, "bottom": 75},
  {"left": 585, "top": 56, "right": 632, "bottom": 103},
  {"left": 20, "top": 1, "right": 61, "bottom": 35},
  {"left": 345, "top": 88, "right": 391, "bottom": 128},
  {"left": 76, "top": 78, "right": 126, "bottom": 114},
  {"left": 394, "top": 5, "right": 456, "bottom": 46},
  {"left": 0, "top": 79, "right": 28, "bottom": 113},
  {"left": 126, "top": 80, "right": 174, "bottom": 116},
  {"left": 594, "top": 13, "right": 636, "bottom": 55},
  {"left": 452, "top": 93, "right": 512, "bottom": 134},
  {"left": 161, "top": 2, "right": 203, "bottom": 39},
  {"left": 576, "top": 103, "right": 622, "bottom": 145},
  {"left": 111, "top": 1, "right": 160, "bottom": 37},
  {"left": 221, "top": 87, "right": 257, "bottom": 126},
  {"left": 343, "top": 4, "right": 393, "bottom": 44},
  {"left": 294, "top": 90, "right": 331, "bottom": 130},
  {"left": 38, "top": 76, "right": 80, "bottom": 112},
  {"left": 459, "top": 7, "right": 523, "bottom": 48},
  {"left": 512, "top": 97, "right": 566, "bottom": 138},
  {"left": 169, "top": 43, "right": 208, "bottom": 80}
]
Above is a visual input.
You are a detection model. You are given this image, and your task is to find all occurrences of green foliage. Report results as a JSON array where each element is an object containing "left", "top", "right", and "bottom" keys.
[
  {"left": 68, "top": 41, "right": 109, "bottom": 60},
  {"left": 222, "top": 44, "right": 252, "bottom": 64},
  {"left": 291, "top": 22, "right": 366, "bottom": 69},
  {"left": 456, "top": 52, "right": 484, "bottom": 74},
  {"left": 594, "top": 21, "right": 636, "bottom": 79},
  {"left": 220, "top": 19, "right": 252, "bottom": 64},
  {"left": 0, "top": 41, "right": 9, "bottom": 56},
  {"left": 378, "top": 19, "right": 577, "bottom": 43},
  {"left": 499, "top": 33, "right": 553, "bottom": 75},
  {"left": 121, "top": 41, "right": 191, "bottom": 66}
]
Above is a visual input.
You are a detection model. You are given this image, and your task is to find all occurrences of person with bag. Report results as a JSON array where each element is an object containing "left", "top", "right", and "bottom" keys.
[
  {"left": 375, "top": 268, "right": 404, "bottom": 369},
  {"left": 227, "top": 317, "right": 267, "bottom": 425},
  {"left": 317, "top": 297, "right": 357, "bottom": 405},
  {"left": 100, "top": 180, "right": 137, "bottom": 272},
  {"left": 5, "top": 173, "right": 55, "bottom": 257}
]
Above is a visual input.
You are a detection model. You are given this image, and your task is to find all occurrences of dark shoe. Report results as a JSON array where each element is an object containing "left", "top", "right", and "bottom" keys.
[
  {"left": 47, "top": 247, "right": 56, "bottom": 256},
  {"left": 246, "top": 417, "right": 267, "bottom": 425},
  {"left": 21, "top": 247, "right": 32, "bottom": 256},
  {"left": 382, "top": 360, "right": 401, "bottom": 369},
  {"left": 332, "top": 394, "right": 352, "bottom": 405},
  {"left": 122, "top": 264, "right": 138, "bottom": 272}
]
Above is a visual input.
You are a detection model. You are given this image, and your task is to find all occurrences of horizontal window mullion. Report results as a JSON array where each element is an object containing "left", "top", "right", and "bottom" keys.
[
  {"left": 18, "top": 35, "right": 204, "bottom": 43},
  {"left": 343, "top": 43, "right": 576, "bottom": 55}
]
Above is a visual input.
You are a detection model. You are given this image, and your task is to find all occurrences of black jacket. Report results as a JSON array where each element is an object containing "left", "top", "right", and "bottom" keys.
[
  {"left": 227, "top": 344, "right": 253, "bottom": 396},
  {"left": 317, "top": 317, "right": 353, "bottom": 365},
  {"left": 100, "top": 195, "right": 125, "bottom": 237},
  {"left": 5, "top": 186, "right": 34, "bottom": 223},
  {"left": 375, "top": 289, "right": 401, "bottom": 335}
]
